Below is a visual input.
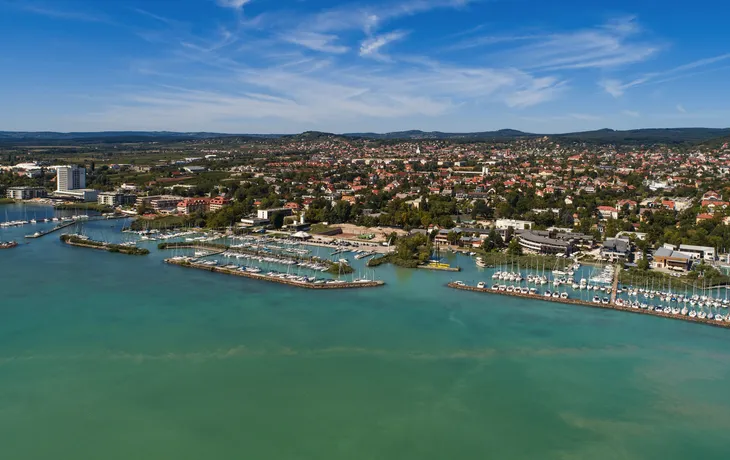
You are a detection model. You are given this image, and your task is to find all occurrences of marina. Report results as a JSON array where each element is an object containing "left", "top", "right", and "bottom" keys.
[
  {"left": 165, "top": 257, "right": 385, "bottom": 289},
  {"left": 448, "top": 281, "right": 730, "bottom": 329}
]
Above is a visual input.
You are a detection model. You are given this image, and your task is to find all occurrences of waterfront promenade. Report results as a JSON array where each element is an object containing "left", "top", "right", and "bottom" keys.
[{"left": 447, "top": 282, "right": 730, "bottom": 330}]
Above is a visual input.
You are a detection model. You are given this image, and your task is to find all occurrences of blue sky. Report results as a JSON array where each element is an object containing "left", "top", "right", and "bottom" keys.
[{"left": 1, "top": 0, "right": 729, "bottom": 134}]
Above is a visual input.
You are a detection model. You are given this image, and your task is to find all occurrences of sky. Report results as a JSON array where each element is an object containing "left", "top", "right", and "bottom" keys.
[{"left": 1, "top": 0, "right": 729, "bottom": 134}]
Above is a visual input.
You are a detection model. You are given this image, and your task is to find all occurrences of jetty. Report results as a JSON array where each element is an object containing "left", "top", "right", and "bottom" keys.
[
  {"left": 60, "top": 235, "right": 150, "bottom": 255},
  {"left": 25, "top": 221, "right": 75, "bottom": 238},
  {"left": 25, "top": 215, "right": 128, "bottom": 239},
  {"left": 447, "top": 282, "right": 730, "bottom": 330},
  {"left": 165, "top": 258, "right": 385, "bottom": 290}
]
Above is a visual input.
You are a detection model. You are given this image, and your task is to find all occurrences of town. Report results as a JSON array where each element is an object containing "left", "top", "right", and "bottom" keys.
[{"left": 3, "top": 131, "right": 730, "bottom": 287}]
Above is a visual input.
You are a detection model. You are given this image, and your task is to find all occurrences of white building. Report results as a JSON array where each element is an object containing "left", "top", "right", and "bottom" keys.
[
  {"left": 6, "top": 186, "right": 47, "bottom": 200},
  {"left": 257, "top": 207, "right": 293, "bottom": 220},
  {"left": 678, "top": 244, "right": 716, "bottom": 261},
  {"left": 495, "top": 219, "right": 534, "bottom": 230},
  {"left": 56, "top": 165, "right": 86, "bottom": 192},
  {"left": 98, "top": 192, "right": 136, "bottom": 207},
  {"left": 56, "top": 189, "right": 98, "bottom": 202}
]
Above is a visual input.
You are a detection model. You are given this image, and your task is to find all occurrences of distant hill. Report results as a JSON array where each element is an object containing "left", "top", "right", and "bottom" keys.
[
  {"left": 550, "top": 128, "right": 730, "bottom": 144},
  {"left": 342, "top": 129, "right": 534, "bottom": 140},
  {"left": 1, "top": 127, "right": 729, "bottom": 146}
]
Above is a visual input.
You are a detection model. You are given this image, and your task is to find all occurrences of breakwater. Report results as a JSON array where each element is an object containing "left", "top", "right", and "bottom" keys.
[
  {"left": 159, "top": 242, "right": 353, "bottom": 275},
  {"left": 165, "top": 258, "right": 385, "bottom": 290},
  {"left": 447, "top": 282, "right": 730, "bottom": 330},
  {"left": 61, "top": 236, "right": 150, "bottom": 255}
]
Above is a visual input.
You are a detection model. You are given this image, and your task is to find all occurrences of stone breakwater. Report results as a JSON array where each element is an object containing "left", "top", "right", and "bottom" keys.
[
  {"left": 447, "top": 282, "right": 730, "bottom": 330},
  {"left": 165, "top": 258, "right": 385, "bottom": 290}
]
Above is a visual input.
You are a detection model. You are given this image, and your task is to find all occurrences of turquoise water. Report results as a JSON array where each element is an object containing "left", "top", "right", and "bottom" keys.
[{"left": 2, "top": 204, "right": 730, "bottom": 459}]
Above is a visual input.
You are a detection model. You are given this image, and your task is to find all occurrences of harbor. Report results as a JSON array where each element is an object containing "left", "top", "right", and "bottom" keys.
[
  {"left": 165, "top": 257, "right": 385, "bottom": 289},
  {"left": 448, "top": 281, "right": 730, "bottom": 329}
]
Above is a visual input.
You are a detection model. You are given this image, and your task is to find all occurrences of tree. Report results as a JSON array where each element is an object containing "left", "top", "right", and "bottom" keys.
[
  {"left": 637, "top": 257, "right": 650, "bottom": 271},
  {"left": 446, "top": 231, "right": 460, "bottom": 245},
  {"left": 271, "top": 211, "right": 286, "bottom": 229},
  {"left": 507, "top": 238, "right": 523, "bottom": 256}
]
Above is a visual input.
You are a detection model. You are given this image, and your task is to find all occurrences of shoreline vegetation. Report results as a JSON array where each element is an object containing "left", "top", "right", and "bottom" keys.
[
  {"left": 158, "top": 242, "right": 355, "bottom": 275},
  {"left": 60, "top": 234, "right": 150, "bottom": 255},
  {"left": 0, "top": 198, "right": 15, "bottom": 205}
]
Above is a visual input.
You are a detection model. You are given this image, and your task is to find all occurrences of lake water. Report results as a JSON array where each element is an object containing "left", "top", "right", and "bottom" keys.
[{"left": 1, "top": 204, "right": 729, "bottom": 459}]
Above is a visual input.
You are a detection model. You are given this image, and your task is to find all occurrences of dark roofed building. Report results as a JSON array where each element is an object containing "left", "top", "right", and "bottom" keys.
[{"left": 601, "top": 237, "right": 631, "bottom": 260}]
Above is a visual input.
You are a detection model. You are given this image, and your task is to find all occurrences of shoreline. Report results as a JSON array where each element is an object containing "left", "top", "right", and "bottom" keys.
[{"left": 447, "top": 282, "right": 730, "bottom": 330}]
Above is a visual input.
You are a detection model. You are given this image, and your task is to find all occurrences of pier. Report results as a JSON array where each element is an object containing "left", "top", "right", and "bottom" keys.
[
  {"left": 165, "top": 258, "right": 385, "bottom": 290},
  {"left": 25, "top": 221, "right": 76, "bottom": 238},
  {"left": 610, "top": 264, "right": 620, "bottom": 304},
  {"left": 447, "top": 282, "right": 730, "bottom": 330},
  {"left": 24, "top": 215, "right": 128, "bottom": 239}
]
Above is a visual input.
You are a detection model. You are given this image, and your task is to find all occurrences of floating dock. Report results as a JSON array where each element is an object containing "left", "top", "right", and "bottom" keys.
[
  {"left": 447, "top": 282, "right": 730, "bottom": 330},
  {"left": 165, "top": 258, "right": 385, "bottom": 290}
]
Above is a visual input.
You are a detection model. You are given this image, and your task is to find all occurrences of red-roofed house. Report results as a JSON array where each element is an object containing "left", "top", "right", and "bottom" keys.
[{"left": 597, "top": 206, "right": 618, "bottom": 220}]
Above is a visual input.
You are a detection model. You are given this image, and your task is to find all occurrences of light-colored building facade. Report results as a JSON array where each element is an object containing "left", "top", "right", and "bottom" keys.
[
  {"left": 678, "top": 244, "right": 716, "bottom": 261},
  {"left": 6, "top": 186, "right": 47, "bottom": 200},
  {"left": 98, "top": 192, "right": 137, "bottom": 207},
  {"left": 56, "top": 165, "right": 86, "bottom": 192},
  {"left": 495, "top": 219, "right": 533, "bottom": 230},
  {"left": 55, "top": 189, "right": 98, "bottom": 202},
  {"left": 257, "top": 207, "right": 293, "bottom": 220},
  {"left": 136, "top": 195, "right": 184, "bottom": 212}
]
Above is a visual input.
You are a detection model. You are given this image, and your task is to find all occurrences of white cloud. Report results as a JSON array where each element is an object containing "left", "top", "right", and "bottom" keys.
[
  {"left": 676, "top": 104, "right": 686, "bottom": 113},
  {"left": 504, "top": 77, "right": 567, "bottom": 108},
  {"left": 216, "top": 0, "right": 252, "bottom": 9},
  {"left": 622, "top": 110, "right": 640, "bottom": 117},
  {"left": 470, "top": 17, "right": 660, "bottom": 71},
  {"left": 359, "top": 30, "right": 409, "bottom": 59},
  {"left": 600, "top": 53, "right": 730, "bottom": 97},
  {"left": 598, "top": 77, "right": 649, "bottom": 97},
  {"left": 283, "top": 32, "right": 349, "bottom": 54}
]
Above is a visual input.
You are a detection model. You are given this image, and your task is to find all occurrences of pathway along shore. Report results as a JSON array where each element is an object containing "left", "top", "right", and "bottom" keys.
[
  {"left": 447, "top": 282, "right": 730, "bottom": 330},
  {"left": 165, "top": 258, "right": 385, "bottom": 290}
]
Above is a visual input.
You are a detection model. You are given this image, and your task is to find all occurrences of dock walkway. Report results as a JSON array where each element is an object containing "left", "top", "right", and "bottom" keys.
[{"left": 447, "top": 282, "right": 730, "bottom": 330}]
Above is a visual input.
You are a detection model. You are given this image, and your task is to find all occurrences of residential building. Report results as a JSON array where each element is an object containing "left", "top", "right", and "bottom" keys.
[
  {"left": 6, "top": 186, "right": 47, "bottom": 200},
  {"left": 177, "top": 198, "right": 211, "bottom": 214},
  {"left": 597, "top": 206, "right": 619, "bottom": 220},
  {"left": 495, "top": 219, "right": 533, "bottom": 230},
  {"left": 98, "top": 192, "right": 136, "bottom": 207},
  {"left": 136, "top": 195, "right": 184, "bottom": 212},
  {"left": 209, "top": 196, "right": 231, "bottom": 211}
]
